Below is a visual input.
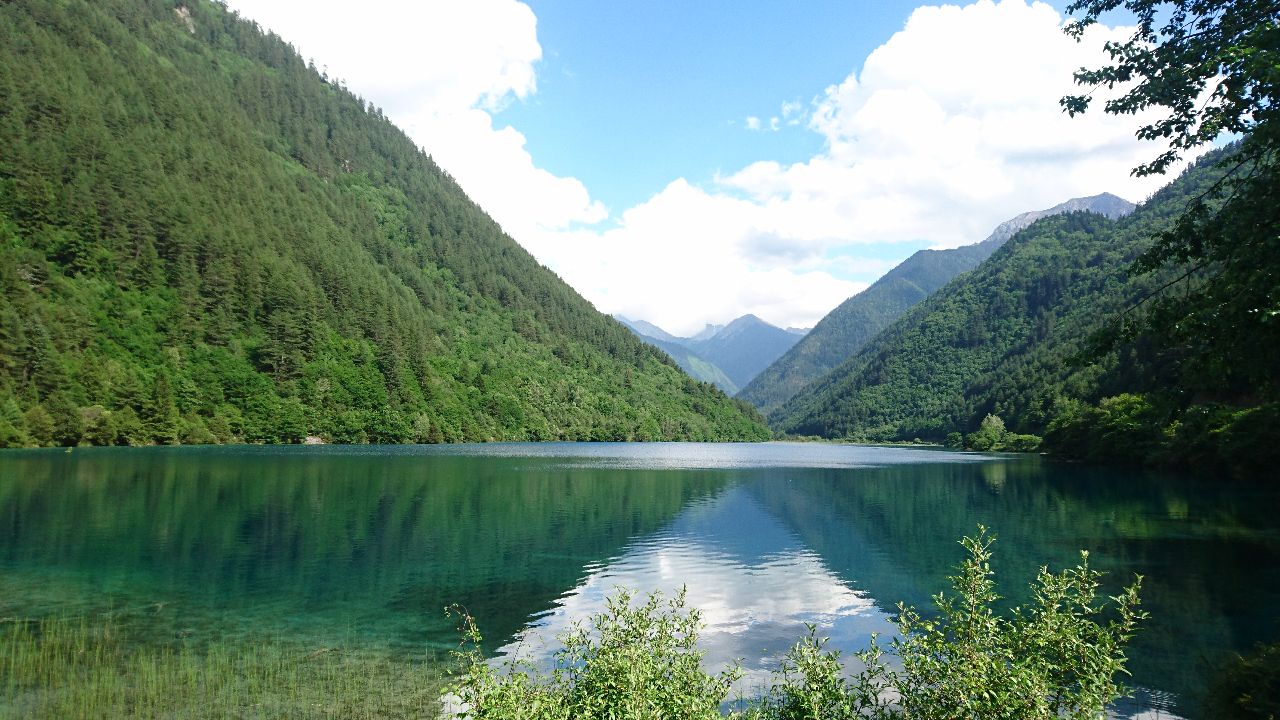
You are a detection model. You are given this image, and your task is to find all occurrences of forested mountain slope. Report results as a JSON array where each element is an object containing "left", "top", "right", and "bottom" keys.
[
  {"left": 0, "top": 0, "right": 768, "bottom": 446},
  {"left": 770, "top": 161, "right": 1218, "bottom": 442},
  {"left": 740, "top": 194, "right": 1134, "bottom": 415},
  {"left": 740, "top": 244, "right": 992, "bottom": 415}
]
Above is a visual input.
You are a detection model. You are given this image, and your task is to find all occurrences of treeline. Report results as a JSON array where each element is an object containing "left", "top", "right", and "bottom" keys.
[
  {"left": 0, "top": 0, "right": 769, "bottom": 446},
  {"left": 1045, "top": 394, "right": 1278, "bottom": 475}
]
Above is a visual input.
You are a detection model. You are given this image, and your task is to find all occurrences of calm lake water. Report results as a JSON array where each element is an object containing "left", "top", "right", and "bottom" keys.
[{"left": 2, "top": 442, "right": 1278, "bottom": 717}]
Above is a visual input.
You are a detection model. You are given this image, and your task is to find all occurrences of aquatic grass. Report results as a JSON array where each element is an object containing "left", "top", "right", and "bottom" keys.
[{"left": 0, "top": 612, "right": 447, "bottom": 719}]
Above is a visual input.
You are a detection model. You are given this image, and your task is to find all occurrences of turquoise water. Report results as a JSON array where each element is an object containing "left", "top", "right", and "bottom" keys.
[{"left": 1, "top": 442, "right": 1278, "bottom": 716}]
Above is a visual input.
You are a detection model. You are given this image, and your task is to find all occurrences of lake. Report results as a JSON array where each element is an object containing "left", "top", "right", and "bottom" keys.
[{"left": 2, "top": 442, "right": 1278, "bottom": 717}]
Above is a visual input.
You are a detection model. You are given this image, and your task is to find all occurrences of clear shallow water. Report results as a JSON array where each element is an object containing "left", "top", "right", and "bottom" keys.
[{"left": 1, "top": 442, "right": 1278, "bottom": 717}]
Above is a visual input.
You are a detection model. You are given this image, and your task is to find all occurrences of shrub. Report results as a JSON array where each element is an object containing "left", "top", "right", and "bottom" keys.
[
  {"left": 179, "top": 413, "right": 218, "bottom": 445},
  {"left": 1091, "top": 394, "right": 1164, "bottom": 461},
  {"left": 965, "top": 414, "right": 1007, "bottom": 451},
  {"left": 22, "top": 404, "right": 54, "bottom": 446},
  {"left": 1045, "top": 394, "right": 1164, "bottom": 464},
  {"left": 0, "top": 418, "right": 29, "bottom": 448},
  {"left": 111, "top": 406, "right": 148, "bottom": 446},
  {"left": 961, "top": 415, "right": 1041, "bottom": 453},
  {"left": 451, "top": 529, "right": 1146, "bottom": 720},
  {"left": 749, "top": 529, "right": 1145, "bottom": 720},
  {"left": 1214, "top": 403, "right": 1280, "bottom": 478},
  {"left": 1002, "top": 433, "right": 1042, "bottom": 453},
  {"left": 450, "top": 588, "right": 738, "bottom": 719}
]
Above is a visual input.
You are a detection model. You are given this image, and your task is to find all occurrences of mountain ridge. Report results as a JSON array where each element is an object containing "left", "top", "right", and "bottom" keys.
[
  {"left": 0, "top": 0, "right": 768, "bottom": 446},
  {"left": 685, "top": 314, "right": 805, "bottom": 392},
  {"left": 615, "top": 316, "right": 741, "bottom": 394},
  {"left": 767, "top": 171, "right": 1209, "bottom": 441},
  {"left": 617, "top": 314, "right": 806, "bottom": 395},
  {"left": 738, "top": 192, "right": 1135, "bottom": 415}
]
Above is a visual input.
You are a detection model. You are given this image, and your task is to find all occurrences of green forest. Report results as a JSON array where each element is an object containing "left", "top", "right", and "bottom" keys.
[
  {"left": 772, "top": 147, "right": 1278, "bottom": 474},
  {"left": 0, "top": 0, "right": 769, "bottom": 447},
  {"left": 769, "top": 0, "right": 1279, "bottom": 476},
  {"left": 740, "top": 194, "right": 1133, "bottom": 416},
  {"left": 739, "top": 238, "right": 1001, "bottom": 416}
]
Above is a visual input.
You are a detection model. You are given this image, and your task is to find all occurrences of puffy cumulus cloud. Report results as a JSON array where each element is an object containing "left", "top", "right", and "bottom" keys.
[
  {"left": 223, "top": 0, "right": 604, "bottom": 237},
  {"left": 722, "top": 0, "right": 1186, "bottom": 250},
  {"left": 519, "top": 180, "right": 866, "bottom": 337},
  {"left": 530, "top": 0, "right": 1185, "bottom": 332},
  {"left": 227, "top": 1, "right": 1192, "bottom": 335}
]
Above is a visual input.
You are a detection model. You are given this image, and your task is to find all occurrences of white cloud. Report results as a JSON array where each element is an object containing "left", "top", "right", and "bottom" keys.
[
  {"left": 747, "top": 101, "right": 809, "bottom": 135},
  {"left": 496, "top": 486, "right": 896, "bottom": 692},
  {"left": 780, "top": 100, "right": 805, "bottom": 125},
  {"left": 722, "top": 0, "right": 1184, "bottom": 250},
  {"left": 517, "top": 180, "right": 865, "bottom": 336},
  {"left": 223, "top": 0, "right": 604, "bottom": 238},
  {"left": 522, "top": 0, "right": 1190, "bottom": 335},
  {"left": 227, "top": 0, "right": 1194, "bottom": 337}
]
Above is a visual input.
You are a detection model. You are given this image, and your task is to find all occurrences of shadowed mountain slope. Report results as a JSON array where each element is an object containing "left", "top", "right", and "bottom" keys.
[{"left": 620, "top": 315, "right": 805, "bottom": 395}]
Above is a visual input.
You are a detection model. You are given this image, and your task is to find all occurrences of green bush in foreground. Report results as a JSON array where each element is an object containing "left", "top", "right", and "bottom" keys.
[
  {"left": 451, "top": 589, "right": 737, "bottom": 720},
  {"left": 450, "top": 529, "right": 1146, "bottom": 719}
]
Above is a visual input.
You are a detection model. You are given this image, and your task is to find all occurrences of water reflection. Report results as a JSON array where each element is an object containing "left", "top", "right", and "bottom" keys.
[
  {"left": 0, "top": 443, "right": 1277, "bottom": 719},
  {"left": 0, "top": 446, "right": 730, "bottom": 653},
  {"left": 499, "top": 485, "right": 896, "bottom": 691}
]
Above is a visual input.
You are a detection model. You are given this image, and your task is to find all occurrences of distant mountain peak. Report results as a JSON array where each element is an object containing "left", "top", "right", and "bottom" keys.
[
  {"left": 981, "top": 192, "right": 1135, "bottom": 248},
  {"left": 719, "top": 314, "right": 773, "bottom": 335},
  {"left": 620, "top": 313, "right": 803, "bottom": 392},
  {"left": 1055, "top": 192, "right": 1135, "bottom": 218},
  {"left": 689, "top": 323, "right": 726, "bottom": 342}
]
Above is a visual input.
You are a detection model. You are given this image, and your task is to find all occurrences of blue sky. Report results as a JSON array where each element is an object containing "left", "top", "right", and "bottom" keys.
[
  {"left": 500, "top": 1, "right": 927, "bottom": 213},
  {"left": 228, "top": 1, "right": 1176, "bottom": 336}
]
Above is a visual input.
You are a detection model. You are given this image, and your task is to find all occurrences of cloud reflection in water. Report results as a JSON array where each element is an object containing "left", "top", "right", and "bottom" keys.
[{"left": 495, "top": 484, "right": 897, "bottom": 692}]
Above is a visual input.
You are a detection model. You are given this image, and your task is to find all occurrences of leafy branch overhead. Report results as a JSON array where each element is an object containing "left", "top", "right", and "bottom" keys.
[
  {"left": 1062, "top": 0, "right": 1280, "bottom": 176},
  {"left": 1063, "top": 0, "right": 1280, "bottom": 403}
]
